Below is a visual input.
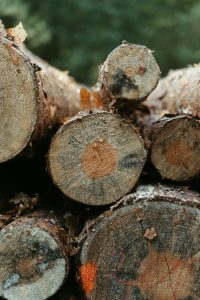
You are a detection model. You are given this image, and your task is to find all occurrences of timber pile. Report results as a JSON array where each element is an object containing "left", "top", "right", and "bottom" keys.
[{"left": 0, "top": 21, "right": 199, "bottom": 300}]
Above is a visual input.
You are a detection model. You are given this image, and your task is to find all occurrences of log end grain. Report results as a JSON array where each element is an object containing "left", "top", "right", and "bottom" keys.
[
  {"left": 80, "top": 190, "right": 200, "bottom": 299},
  {"left": 0, "top": 36, "right": 37, "bottom": 162},
  {"left": 150, "top": 116, "right": 200, "bottom": 181},
  {"left": 0, "top": 216, "right": 69, "bottom": 300},
  {"left": 99, "top": 42, "right": 160, "bottom": 102},
  {"left": 48, "top": 111, "right": 146, "bottom": 206}
]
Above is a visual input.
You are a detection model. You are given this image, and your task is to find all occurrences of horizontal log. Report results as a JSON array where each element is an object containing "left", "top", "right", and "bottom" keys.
[
  {"left": 142, "top": 66, "right": 200, "bottom": 181},
  {"left": 99, "top": 42, "right": 160, "bottom": 102},
  {"left": 48, "top": 111, "right": 146, "bottom": 206},
  {"left": 0, "top": 32, "right": 82, "bottom": 162},
  {"left": 150, "top": 115, "right": 200, "bottom": 181},
  {"left": 79, "top": 184, "right": 200, "bottom": 299},
  {"left": 0, "top": 211, "right": 70, "bottom": 300},
  {"left": 147, "top": 65, "right": 200, "bottom": 117}
]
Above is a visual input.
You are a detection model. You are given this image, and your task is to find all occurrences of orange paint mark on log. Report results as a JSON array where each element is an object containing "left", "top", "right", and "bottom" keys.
[
  {"left": 165, "top": 138, "right": 193, "bottom": 169},
  {"left": 80, "top": 262, "right": 97, "bottom": 293},
  {"left": 138, "top": 65, "right": 147, "bottom": 75}
]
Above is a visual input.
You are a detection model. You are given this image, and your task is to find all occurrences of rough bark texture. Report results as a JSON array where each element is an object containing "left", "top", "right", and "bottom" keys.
[
  {"left": 141, "top": 66, "right": 200, "bottom": 181},
  {"left": 0, "top": 34, "right": 84, "bottom": 162},
  {"left": 48, "top": 110, "right": 146, "bottom": 206},
  {"left": 99, "top": 42, "right": 160, "bottom": 102},
  {"left": 0, "top": 211, "right": 70, "bottom": 300},
  {"left": 147, "top": 65, "right": 200, "bottom": 117},
  {"left": 79, "top": 184, "right": 200, "bottom": 300}
]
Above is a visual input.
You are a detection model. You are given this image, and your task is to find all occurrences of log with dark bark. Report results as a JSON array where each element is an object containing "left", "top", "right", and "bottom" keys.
[
  {"left": 99, "top": 41, "right": 160, "bottom": 103},
  {"left": 48, "top": 111, "right": 146, "bottom": 206},
  {"left": 79, "top": 184, "right": 200, "bottom": 300},
  {"left": 0, "top": 211, "right": 70, "bottom": 300}
]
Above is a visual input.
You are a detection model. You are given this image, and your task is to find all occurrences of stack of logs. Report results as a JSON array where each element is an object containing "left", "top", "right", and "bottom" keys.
[{"left": 0, "top": 21, "right": 200, "bottom": 300}]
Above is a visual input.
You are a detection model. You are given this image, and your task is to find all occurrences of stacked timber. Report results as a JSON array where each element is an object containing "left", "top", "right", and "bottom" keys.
[
  {"left": 145, "top": 66, "right": 200, "bottom": 182},
  {"left": 0, "top": 21, "right": 199, "bottom": 300}
]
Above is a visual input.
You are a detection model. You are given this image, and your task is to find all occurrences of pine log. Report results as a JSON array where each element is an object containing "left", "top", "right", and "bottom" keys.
[
  {"left": 99, "top": 42, "right": 160, "bottom": 102},
  {"left": 147, "top": 65, "right": 200, "bottom": 117},
  {"left": 150, "top": 115, "right": 200, "bottom": 181},
  {"left": 79, "top": 184, "right": 200, "bottom": 300},
  {"left": 0, "top": 211, "right": 70, "bottom": 300},
  {"left": 139, "top": 66, "right": 200, "bottom": 181},
  {"left": 48, "top": 111, "right": 146, "bottom": 206},
  {"left": 0, "top": 33, "right": 83, "bottom": 162}
]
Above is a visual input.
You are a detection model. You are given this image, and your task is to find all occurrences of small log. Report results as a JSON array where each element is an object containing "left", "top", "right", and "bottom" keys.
[
  {"left": 150, "top": 115, "right": 200, "bottom": 181},
  {"left": 79, "top": 184, "right": 200, "bottom": 299},
  {"left": 0, "top": 211, "right": 70, "bottom": 300},
  {"left": 141, "top": 66, "right": 200, "bottom": 181},
  {"left": 99, "top": 42, "right": 160, "bottom": 102},
  {"left": 48, "top": 111, "right": 146, "bottom": 206}
]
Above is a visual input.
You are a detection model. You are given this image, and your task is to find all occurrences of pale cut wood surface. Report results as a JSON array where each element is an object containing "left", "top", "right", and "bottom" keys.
[
  {"left": 48, "top": 111, "right": 146, "bottom": 206},
  {"left": 99, "top": 42, "right": 160, "bottom": 102},
  {"left": 0, "top": 212, "right": 70, "bottom": 300},
  {"left": 80, "top": 184, "right": 200, "bottom": 299}
]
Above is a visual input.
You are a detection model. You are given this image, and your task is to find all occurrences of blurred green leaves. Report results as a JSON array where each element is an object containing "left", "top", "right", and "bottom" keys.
[{"left": 1, "top": 0, "right": 200, "bottom": 84}]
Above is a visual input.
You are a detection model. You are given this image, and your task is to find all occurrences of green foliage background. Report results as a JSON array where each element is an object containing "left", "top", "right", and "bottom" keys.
[{"left": 1, "top": 0, "right": 200, "bottom": 84}]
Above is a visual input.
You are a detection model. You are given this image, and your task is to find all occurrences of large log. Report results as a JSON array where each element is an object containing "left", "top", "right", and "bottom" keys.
[
  {"left": 79, "top": 184, "right": 200, "bottom": 299},
  {"left": 0, "top": 32, "right": 82, "bottom": 162},
  {"left": 141, "top": 66, "right": 200, "bottom": 181},
  {"left": 0, "top": 211, "right": 70, "bottom": 300},
  {"left": 99, "top": 42, "right": 160, "bottom": 103},
  {"left": 0, "top": 28, "right": 159, "bottom": 163},
  {"left": 48, "top": 111, "right": 146, "bottom": 206}
]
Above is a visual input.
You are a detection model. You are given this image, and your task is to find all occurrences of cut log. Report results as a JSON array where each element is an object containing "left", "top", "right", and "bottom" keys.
[
  {"left": 48, "top": 111, "right": 146, "bottom": 206},
  {"left": 0, "top": 33, "right": 83, "bottom": 162},
  {"left": 0, "top": 21, "right": 106, "bottom": 162},
  {"left": 0, "top": 211, "right": 70, "bottom": 300},
  {"left": 150, "top": 115, "right": 200, "bottom": 181},
  {"left": 79, "top": 184, "right": 200, "bottom": 300},
  {"left": 144, "top": 66, "right": 200, "bottom": 181},
  {"left": 99, "top": 42, "right": 160, "bottom": 102}
]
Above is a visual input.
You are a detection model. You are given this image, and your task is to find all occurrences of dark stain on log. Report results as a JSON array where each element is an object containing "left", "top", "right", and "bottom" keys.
[
  {"left": 110, "top": 69, "right": 138, "bottom": 96},
  {"left": 119, "top": 154, "right": 142, "bottom": 169},
  {"left": 131, "top": 286, "right": 145, "bottom": 299}
]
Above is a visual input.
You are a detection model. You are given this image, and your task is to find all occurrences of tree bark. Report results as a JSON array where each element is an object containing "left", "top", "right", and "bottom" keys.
[
  {"left": 149, "top": 115, "right": 200, "bottom": 181},
  {"left": 0, "top": 211, "right": 70, "bottom": 300},
  {"left": 99, "top": 41, "right": 160, "bottom": 103},
  {"left": 147, "top": 65, "right": 200, "bottom": 117},
  {"left": 79, "top": 184, "right": 200, "bottom": 300},
  {"left": 0, "top": 28, "right": 107, "bottom": 163},
  {"left": 138, "top": 66, "right": 200, "bottom": 181},
  {"left": 48, "top": 110, "right": 146, "bottom": 206}
]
